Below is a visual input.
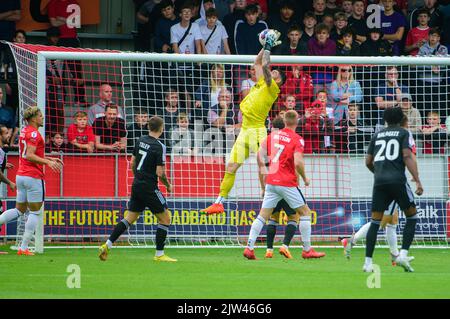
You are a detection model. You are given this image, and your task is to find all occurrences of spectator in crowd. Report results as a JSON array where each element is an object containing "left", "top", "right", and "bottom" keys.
[
  {"left": 336, "top": 27, "right": 361, "bottom": 56},
  {"left": 439, "top": 1, "right": 450, "bottom": 46},
  {"left": 48, "top": 0, "right": 87, "bottom": 106},
  {"left": 281, "top": 65, "right": 314, "bottom": 112},
  {"left": 266, "top": 0, "right": 299, "bottom": 44},
  {"left": 298, "top": 100, "right": 334, "bottom": 154},
  {"left": 399, "top": 93, "right": 422, "bottom": 133},
  {"left": 334, "top": 103, "right": 374, "bottom": 153},
  {"left": 170, "top": 112, "right": 196, "bottom": 156},
  {"left": 234, "top": 4, "right": 268, "bottom": 55},
  {"left": 409, "top": 0, "right": 442, "bottom": 30},
  {"left": 321, "top": 12, "right": 335, "bottom": 31},
  {"left": 207, "top": 88, "right": 235, "bottom": 130},
  {"left": 126, "top": 108, "right": 149, "bottom": 153},
  {"left": 302, "top": 11, "right": 318, "bottom": 42},
  {"left": 158, "top": 88, "right": 182, "bottom": 145},
  {"left": 170, "top": 3, "right": 203, "bottom": 108},
  {"left": 416, "top": 27, "right": 448, "bottom": 119},
  {"left": 326, "top": 0, "right": 341, "bottom": 15},
  {"left": 313, "top": 0, "right": 327, "bottom": 23},
  {"left": 223, "top": 0, "right": 247, "bottom": 54},
  {"left": 347, "top": 0, "right": 368, "bottom": 44},
  {"left": 88, "top": 84, "right": 125, "bottom": 126},
  {"left": 240, "top": 64, "right": 257, "bottom": 99},
  {"left": 374, "top": 65, "right": 409, "bottom": 127},
  {"left": 405, "top": 8, "right": 431, "bottom": 56},
  {"left": 313, "top": 89, "right": 332, "bottom": 119},
  {"left": 200, "top": 8, "right": 231, "bottom": 54},
  {"left": 341, "top": 0, "right": 354, "bottom": 17},
  {"left": 195, "top": 63, "right": 231, "bottom": 124},
  {"left": 360, "top": 28, "right": 392, "bottom": 56},
  {"left": 380, "top": 0, "right": 406, "bottom": 56},
  {"left": 330, "top": 12, "right": 349, "bottom": 41},
  {"left": 421, "top": 111, "right": 447, "bottom": 154},
  {"left": 330, "top": 65, "right": 363, "bottom": 124},
  {"left": 213, "top": 0, "right": 232, "bottom": 20},
  {"left": 246, "top": 0, "right": 268, "bottom": 20},
  {"left": 45, "top": 131, "right": 69, "bottom": 153},
  {"left": 308, "top": 23, "right": 336, "bottom": 107},
  {"left": 196, "top": 0, "right": 219, "bottom": 26},
  {"left": 0, "top": 0, "right": 21, "bottom": 57},
  {"left": 136, "top": 0, "right": 164, "bottom": 52},
  {"left": 67, "top": 111, "right": 96, "bottom": 153},
  {"left": 276, "top": 24, "right": 308, "bottom": 55},
  {"left": 154, "top": 0, "right": 180, "bottom": 53},
  {"left": 93, "top": 104, "right": 127, "bottom": 152},
  {"left": 0, "top": 87, "right": 15, "bottom": 137}
]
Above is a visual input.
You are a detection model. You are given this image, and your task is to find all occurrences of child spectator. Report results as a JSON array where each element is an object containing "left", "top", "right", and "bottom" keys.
[
  {"left": 341, "top": 0, "right": 353, "bottom": 18},
  {"left": 421, "top": 111, "right": 447, "bottom": 154},
  {"left": 322, "top": 13, "right": 335, "bottom": 32},
  {"left": 234, "top": 4, "right": 268, "bottom": 55},
  {"left": 302, "top": 11, "right": 318, "bottom": 42},
  {"left": 333, "top": 103, "right": 374, "bottom": 153},
  {"left": 281, "top": 65, "right": 314, "bottom": 112},
  {"left": 313, "top": 0, "right": 327, "bottom": 23},
  {"left": 158, "top": 88, "right": 183, "bottom": 135},
  {"left": 360, "top": 28, "right": 392, "bottom": 56},
  {"left": 67, "top": 111, "right": 95, "bottom": 153},
  {"left": 154, "top": 0, "right": 179, "bottom": 53},
  {"left": 399, "top": 93, "right": 422, "bottom": 133},
  {"left": 405, "top": 8, "right": 431, "bottom": 56},
  {"left": 170, "top": 112, "right": 196, "bottom": 156},
  {"left": 276, "top": 24, "right": 308, "bottom": 55},
  {"left": 409, "top": 0, "right": 443, "bottom": 30},
  {"left": 195, "top": 0, "right": 218, "bottom": 26},
  {"left": 247, "top": 0, "right": 268, "bottom": 20},
  {"left": 326, "top": 0, "right": 341, "bottom": 16},
  {"left": 223, "top": 0, "right": 247, "bottom": 54},
  {"left": 418, "top": 27, "right": 448, "bottom": 56},
  {"left": 347, "top": 0, "right": 369, "bottom": 44},
  {"left": 330, "top": 65, "right": 363, "bottom": 124},
  {"left": 308, "top": 23, "right": 336, "bottom": 56},
  {"left": 380, "top": 0, "right": 406, "bottom": 56},
  {"left": 126, "top": 108, "right": 149, "bottom": 153},
  {"left": 200, "top": 8, "right": 231, "bottom": 54},
  {"left": 330, "top": 12, "right": 349, "bottom": 41},
  {"left": 171, "top": 4, "right": 203, "bottom": 54},
  {"left": 46, "top": 131, "right": 69, "bottom": 154},
  {"left": 336, "top": 27, "right": 361, "bottom": 56},
  {"left": 314, "top": 89, "right": 332, "bottom": 119}
]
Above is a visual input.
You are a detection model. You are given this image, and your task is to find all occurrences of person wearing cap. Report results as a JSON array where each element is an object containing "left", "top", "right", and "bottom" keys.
[
  {"left": 399, "top": 93, "right": 422, "bottom": 133},
  {"left": 360, "top": 28, "right": 392, "bottom": 56}
]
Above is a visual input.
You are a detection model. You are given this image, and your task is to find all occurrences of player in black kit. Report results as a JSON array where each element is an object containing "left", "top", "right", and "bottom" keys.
[
  {"left": 364, "top": 107, "right": 423, "bottom": 273},
  {"left": 99, "top": 116, "right": 177, "bottom": 262}
]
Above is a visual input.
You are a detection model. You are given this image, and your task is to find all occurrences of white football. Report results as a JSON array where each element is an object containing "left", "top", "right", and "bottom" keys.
[{"left": 259, "top": 29, "right": 270, "bottom": 46}]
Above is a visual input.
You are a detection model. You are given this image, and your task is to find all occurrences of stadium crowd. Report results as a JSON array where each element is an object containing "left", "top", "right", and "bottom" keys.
[{"left": 1, "top": 0, "right": 450, "bottom": 156}]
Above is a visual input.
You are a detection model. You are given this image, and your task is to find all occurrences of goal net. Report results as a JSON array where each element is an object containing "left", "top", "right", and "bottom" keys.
[{"left": 3, "top": 43, "right": 449, "bottom": 251}]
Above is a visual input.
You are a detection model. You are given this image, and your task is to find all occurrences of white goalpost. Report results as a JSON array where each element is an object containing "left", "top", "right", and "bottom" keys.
[{"left": 4, "top": 42, "right": 450, "bottom": 251}]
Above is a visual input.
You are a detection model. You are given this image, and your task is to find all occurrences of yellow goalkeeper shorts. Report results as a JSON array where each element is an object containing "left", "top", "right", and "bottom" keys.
[{"left": 229, "top": 127, "right": 267, "bottom": 164}]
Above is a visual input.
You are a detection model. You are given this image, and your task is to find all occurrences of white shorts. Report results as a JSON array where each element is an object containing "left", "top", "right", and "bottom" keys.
[
  {"left": 262, "top": 184, "right": 306, "bottom": 210},
  {"left": 16, "top": 175, "right": 45, "bottom": 203},
  {"left": 384, "top": 201, "right": 399, "bottom": 216}
]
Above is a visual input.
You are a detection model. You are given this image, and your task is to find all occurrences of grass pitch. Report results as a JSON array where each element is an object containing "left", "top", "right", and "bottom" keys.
[{"left": 0, "top": 246, "right": 449, "bottom": 299}]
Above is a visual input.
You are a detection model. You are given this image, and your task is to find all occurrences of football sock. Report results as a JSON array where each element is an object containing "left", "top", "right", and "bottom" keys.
[
  {"left": 401, "top": 215, "right": 418, "bottom": 252},
  {"left": 108, "top": 218, "right": 130, "bottom": 244},
  {"left": 0, "top": 208, "right": 21, "bottom": 225},
  {"left": 247, "top": 215, "right": 266, "bottom": 250},
  {"left": 20, "top": 212, "right": 39, "bottom": 250},
  {"left": 214, "top": 196, "right": 225, "bottom": 205},
  {"left": 156, "top": 224, "right": 169, "bottom": 251},
  {"left": 283, "top": 221, "right": 298, "bottom": 247},
  {"left": 385, "top": 224, "right": 399, "bottom": 256},
  {"left": 353, "top": 222, "right": 370, "bottom": 244},
  {"left": 266, "top": 220, "right": 277, "bottom": 249},
  {"left": 299, "top": 216, "right": 312, "bottom": 252},
  {"left": 365, "top": 220, "right": 381, "bottom": 258},
  {"left": 218, "top": 172, "right": 236, "bottom": 198}
]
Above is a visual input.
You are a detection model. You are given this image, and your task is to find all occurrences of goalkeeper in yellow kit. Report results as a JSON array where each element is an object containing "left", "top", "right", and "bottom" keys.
[{"left": 202, "top": 29, "right": 285, "bottom": 214}]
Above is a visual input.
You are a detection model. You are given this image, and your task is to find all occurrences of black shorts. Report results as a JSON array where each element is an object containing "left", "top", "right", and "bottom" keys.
[
  {"left": 272, "top": 199, "right": 296, "bottom": 216},
  {"left": 372, "top": 183, "right": 415, "bottom": 213},
  {"left": 128, "top": 186, "right": 168, "bottom": 214}
]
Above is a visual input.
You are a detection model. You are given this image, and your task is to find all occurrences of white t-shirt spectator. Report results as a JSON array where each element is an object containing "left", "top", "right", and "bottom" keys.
[
  {"left": 240, "top": 78, "right": 255, "bottom": 94},
  {"left": 170, "top": 22, "right": 203, "bottom": 54},
  {"left": 200, "top": 23, "right": 228, "bottom": 54}
]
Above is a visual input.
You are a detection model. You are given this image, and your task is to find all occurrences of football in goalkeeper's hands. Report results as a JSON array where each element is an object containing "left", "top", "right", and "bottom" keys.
[
  {"left": 259, "top": 29, "right": 282, "bottom": 47},
  {"left": 259, "top": 29, "right": 271, "bottom": 46}
]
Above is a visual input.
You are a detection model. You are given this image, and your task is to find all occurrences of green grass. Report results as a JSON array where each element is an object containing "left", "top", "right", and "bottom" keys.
[{"left": 0, "top": 246, "right": 449, "bottom": 299}]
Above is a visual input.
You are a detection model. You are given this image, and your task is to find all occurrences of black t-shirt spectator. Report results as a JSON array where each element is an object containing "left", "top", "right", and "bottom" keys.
[{"left": 93, "top": 117, "right": 127, "bottom": 146}]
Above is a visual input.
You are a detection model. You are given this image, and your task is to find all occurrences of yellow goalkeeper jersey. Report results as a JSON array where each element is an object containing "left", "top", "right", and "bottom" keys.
[{"left": 240, "top": 77, "right": 280, "bottom": 129}]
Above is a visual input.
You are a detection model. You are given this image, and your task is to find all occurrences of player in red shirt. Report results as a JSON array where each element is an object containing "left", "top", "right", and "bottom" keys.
[
  {"left": 243, "top": 110, "right": 325, "bottom": 260},
  {"left": 0, "top": 107, "right": 63, "bottom": 256}
]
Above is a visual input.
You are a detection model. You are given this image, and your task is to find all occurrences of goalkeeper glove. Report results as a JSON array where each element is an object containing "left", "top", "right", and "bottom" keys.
[{"left": 264, "top": 30, "right": 282, "bottom": 51}]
